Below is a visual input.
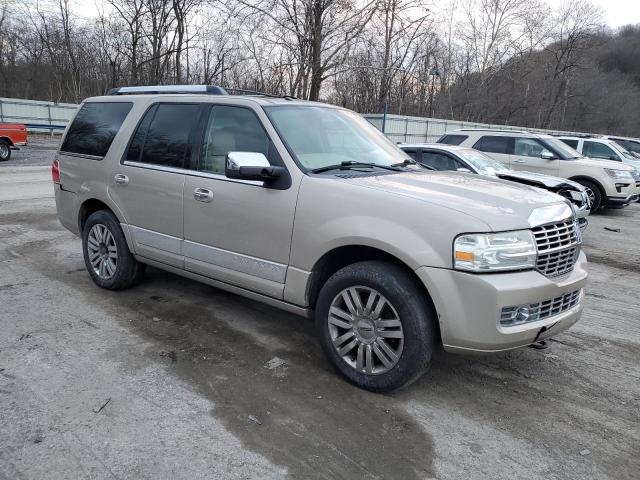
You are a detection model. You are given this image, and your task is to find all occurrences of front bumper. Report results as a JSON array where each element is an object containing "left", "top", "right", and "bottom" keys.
[
  {"left": 416, "top": 252, "right": 588, "bottom": 353},
  {"left": 604, "top": 194, "right": 637, "bottom": 207}
]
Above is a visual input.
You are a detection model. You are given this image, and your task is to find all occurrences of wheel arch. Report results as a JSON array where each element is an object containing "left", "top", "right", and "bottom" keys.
[
  {"left": 567, "top": 175, "right": 606, "bottom": 198},
  {"left": 307, "top": 245, "right": 439, "bottom": 339},
  {"left": 0, "top": 136, "right": 14, "bottom": 147}
]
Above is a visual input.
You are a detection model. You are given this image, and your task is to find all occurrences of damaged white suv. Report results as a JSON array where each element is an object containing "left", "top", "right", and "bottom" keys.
[{"left": 53, "top": 86, "right": 588, "bottom": 391}]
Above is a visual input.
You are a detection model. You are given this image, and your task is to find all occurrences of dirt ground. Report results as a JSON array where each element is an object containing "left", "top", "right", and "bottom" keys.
[{"left": 1, "top": 148, "right": 639, "bottom": 479}]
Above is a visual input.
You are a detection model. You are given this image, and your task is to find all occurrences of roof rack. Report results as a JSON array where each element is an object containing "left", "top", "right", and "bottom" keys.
[
  {"left": 106, "top": 85, "right": 228, "bottom": 96},
  {"left": 453, "top": 128, "right": 531, "bottom": 134},
  {"left": 224, "top": 88, "right": 297, "bottom": 100},
  {"left": 550, "top": 133, "right": 595, "bottom": 138}
]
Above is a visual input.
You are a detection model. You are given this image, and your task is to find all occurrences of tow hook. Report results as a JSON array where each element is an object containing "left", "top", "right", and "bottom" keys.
[{"left": 529, "top": 323, "right": 556, "bottom": 350}]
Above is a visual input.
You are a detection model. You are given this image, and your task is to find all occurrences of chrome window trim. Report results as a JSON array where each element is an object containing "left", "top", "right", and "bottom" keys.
[
  {"left": 122, "top": 160, "right": 264, "bottom": 186},
  {"left": 59, "top": 151, "right": 104, "bottom": 161}
]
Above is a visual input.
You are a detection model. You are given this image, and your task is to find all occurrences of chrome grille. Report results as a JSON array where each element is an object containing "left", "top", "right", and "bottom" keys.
[
  {"left": 532, "top": 218, "right": 581, "bottom": 277},
  {"left": 632, "top": 170, "right": 640, "bottom": 188},
  {"left": 500, "top": 289, "right": 582, "bottom": 326}
]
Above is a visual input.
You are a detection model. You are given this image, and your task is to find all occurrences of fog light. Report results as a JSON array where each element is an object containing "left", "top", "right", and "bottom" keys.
[{"left": 500, "top": 304, "right": 538, "bottom": 326}]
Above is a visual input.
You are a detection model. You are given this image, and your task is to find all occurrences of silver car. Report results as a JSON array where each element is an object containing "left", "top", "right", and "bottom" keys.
[{"left": 53, "top": 85, "right": 588, "bottom": 392}]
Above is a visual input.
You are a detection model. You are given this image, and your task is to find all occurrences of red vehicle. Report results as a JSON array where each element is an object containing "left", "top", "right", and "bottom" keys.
[{"left": 0, "top": 123, "right": 28, "bottom": 161}]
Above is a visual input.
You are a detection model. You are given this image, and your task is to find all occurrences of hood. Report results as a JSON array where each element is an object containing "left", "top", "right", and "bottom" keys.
[
  {"left": 337, "top": 170, "right": 570, "bottom": 231},
  {"left": 495, "top": 170, "right": 584, "bottom": 192},
  {"left": 574, "top": 156, "right": 636, "bottom": 171}
]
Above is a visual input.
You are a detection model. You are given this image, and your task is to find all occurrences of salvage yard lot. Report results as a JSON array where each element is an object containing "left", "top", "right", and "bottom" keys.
[{"left": 1, "top": 146, "right": 639, "bottom": 479}]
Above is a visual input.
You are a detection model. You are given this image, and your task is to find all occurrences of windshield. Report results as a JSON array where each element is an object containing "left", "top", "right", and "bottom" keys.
[
  {"left": 614, "top": 139, "right": 640, "bottom": 155},
  {"left": 542, "top": 137, "right": 584, "bottom": 159},
  {"left": 264, "top": 105, "right": 410, "bottom": 171},
  {"left": 457, "top": 148, "right": 510, "bottom": 175}
]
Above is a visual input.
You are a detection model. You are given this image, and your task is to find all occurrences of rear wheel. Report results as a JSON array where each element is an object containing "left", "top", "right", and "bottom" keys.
[
  {"left": 0, "top": 140, "right": 11, "bottom": 161},
  {"left": 82, "top": 210, "right": 145, "bottom": 290},
  {"left": 315, "top": 261, "right": 437, "bottom": 392},
  {"left": 575, "top": 179, "right": 602, "bottom": 212}
]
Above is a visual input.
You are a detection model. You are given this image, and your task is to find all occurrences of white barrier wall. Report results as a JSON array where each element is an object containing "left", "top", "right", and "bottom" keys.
[
  {"left": 363, "top": 113, "right": 586, "bottom": 144},
  {"left": 0, "top": 97, "right": 78, "bottom": 132}
]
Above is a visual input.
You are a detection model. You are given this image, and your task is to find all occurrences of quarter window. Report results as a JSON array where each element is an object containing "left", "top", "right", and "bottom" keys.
[
  {"left": 473, "top": 136, "right": 512, "bottom": 154},
  {"left": 402, "top": 149, "right": 419, "bottom": 161},
  {"left": 200, "top": 106, "right": 270, "bottom": 174},
  {"left": 438, "top": 134, "right": 468, "bottom": 146},
  {"left": 61, "top": 102, "right": 132, "bottom": 158},
  {"left": 559, "top": 138, "right": 579, "bottom": 149}
]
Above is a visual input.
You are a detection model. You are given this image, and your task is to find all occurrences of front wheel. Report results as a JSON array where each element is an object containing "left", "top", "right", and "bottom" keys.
[
  {"left": 575, "top": 179, "right": 602, "bottom": 212},
  {"left": 82, "top": 210, "right": 145, "bottom": 290},
  {"left": 315, "top": 261, "right": 437, "bottom": 392}
]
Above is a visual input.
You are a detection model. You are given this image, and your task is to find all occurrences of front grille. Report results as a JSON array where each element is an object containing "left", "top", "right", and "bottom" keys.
[
  {"left": 532, "top": 218, "right": 581, "bottom": 277},
  {"left": 500, "top": 289, "right": 582, "bottom": 326},
  {"left": 632, "top": 170, "right": 640, "bottom": 187}
]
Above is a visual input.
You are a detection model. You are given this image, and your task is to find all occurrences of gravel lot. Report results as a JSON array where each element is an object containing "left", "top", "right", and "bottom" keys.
[{"left": 1, "top": 147, "right": 638, "bottom": 479}]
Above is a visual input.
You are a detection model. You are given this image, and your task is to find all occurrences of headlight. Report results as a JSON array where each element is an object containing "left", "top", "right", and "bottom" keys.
[
  {"left": 604, "top": 168, "right": 633, "bottom": 180},
  {"left": 454, "top": 230, "right": 537, "bottom": 272}
]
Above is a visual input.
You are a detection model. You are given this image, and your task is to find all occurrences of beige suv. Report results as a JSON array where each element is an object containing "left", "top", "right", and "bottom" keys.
[
  {"left": 53, "top": 86, "right": 588, "bottom": 391},
  {"left": 440, "top": 129, "right": 639, "bottom": 211}
]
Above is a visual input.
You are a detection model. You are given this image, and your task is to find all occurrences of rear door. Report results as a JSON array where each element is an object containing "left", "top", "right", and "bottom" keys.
[
  {"left": 471, "top": 135, "right": 512, "bottom": 168},
  {"left": 182, "top": 104, "right": 298, "bottom": 299},
  {"left": 109, "top": 102, "right": 202, "bottom": 267},
  {"left": 509, "top": 137, "right": 560, "bottom": 175}
]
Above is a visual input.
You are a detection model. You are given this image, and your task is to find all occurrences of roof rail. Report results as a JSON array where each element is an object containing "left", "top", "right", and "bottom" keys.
[
  {"left": 550, "top": 133, "right": 595, "bottom": 138},
  {"left": 106, "top": 85, "right": 228, "bottom": 96},
  {"left": 224, "top": 87, "right": 297, "bottom": 100},
  {"left": 453, "top": 128, "right": 532, "bottom": 134}
]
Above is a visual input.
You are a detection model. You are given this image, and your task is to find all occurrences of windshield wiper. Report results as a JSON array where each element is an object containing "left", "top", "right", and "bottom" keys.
[
  {"left": 390, "top": 159, "right": 417, "bottom": 168},
  {"left": 310, "top": 161, "right": 401, "bottom": 173}
]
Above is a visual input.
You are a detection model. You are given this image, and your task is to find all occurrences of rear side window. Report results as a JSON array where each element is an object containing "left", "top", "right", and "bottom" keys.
[
  {"left": 559, "top": 138, "right": 579, "bottom": 149},
  {"left": 473, "top": 136, "right": 512, "bottom": 154},
  {"left": 438, "top": 134, "right": 468, "bottom": 146},
  {"left": 61, "top": 102, "right": 132, "bottom": 158},
  {"left": 125, "top": 103, "right": 201, "bottom": 168}
]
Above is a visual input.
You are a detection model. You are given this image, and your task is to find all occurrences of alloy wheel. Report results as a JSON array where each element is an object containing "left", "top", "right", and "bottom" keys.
[
  {"left": 87, "top": 223, "right": 118, "bottom": 279},
  {"left": 0, "top": 143, "right": 9, "bottom": 160},
  {"left": 327, "top": 286, "right": 404, "bottom": 375}
]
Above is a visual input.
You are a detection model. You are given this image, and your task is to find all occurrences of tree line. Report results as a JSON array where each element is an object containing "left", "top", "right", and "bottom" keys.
[{"left": 1, "top": 0, "right": 639, "bottom": 136}]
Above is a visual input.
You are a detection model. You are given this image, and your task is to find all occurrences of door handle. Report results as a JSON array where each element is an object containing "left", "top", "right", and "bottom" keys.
[
  {"left": 512, "top": 159, "right": 526, "bottom": 164},
  {"left": 114, "top": 173, "right": 129, "bottom": 185},
  {"left": 193, "top": 188, "right": 213, "bottom": 203}
]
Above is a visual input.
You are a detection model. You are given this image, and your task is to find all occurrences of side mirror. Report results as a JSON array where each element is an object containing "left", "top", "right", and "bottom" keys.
[
  {"left": 456, "top": 167, "right": 472, "bottom": 173},
  {"left": 541, "top": 150, "right": 556, "bottom": 160},
  {"left": 225, "top": 152, "right": 285, "bottom": 182}
]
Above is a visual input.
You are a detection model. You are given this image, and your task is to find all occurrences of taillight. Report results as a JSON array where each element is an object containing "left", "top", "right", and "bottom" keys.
[{"left": 52, "top": 158, "right": 60, "bottom": 184}]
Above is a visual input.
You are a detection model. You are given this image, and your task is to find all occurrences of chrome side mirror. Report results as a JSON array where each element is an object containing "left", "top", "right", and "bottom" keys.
[
  {"left": 540, "top": 150, "right": 556, "bottom": 160},
  {"left": 456, "top": 167, "right": 472, "bottom": 173},
  {"left": 225, "top": 152, "right": 284, "bottom": 182}
]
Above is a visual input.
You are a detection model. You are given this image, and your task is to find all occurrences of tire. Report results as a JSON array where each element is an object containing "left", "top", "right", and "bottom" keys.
[
  {"left": 0, "top": 140, "right": 11, "bottom": 161},
  {"left": 575, "top": 179, "right": 602, "bottom": 212},
  {"left": 315, "top": 260, "right": 437, "bottom": 393},
  {"left": 82, "top": 210, "right": 145, "bottom": 290}
]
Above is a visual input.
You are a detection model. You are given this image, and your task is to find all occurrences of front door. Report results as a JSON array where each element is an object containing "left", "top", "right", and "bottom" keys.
[
  {"left": 110, "top": 102, "right": 202, "bottom": 267},
  {"left": 509, "top": 137, "right": 560, "bottom": 176},
  {"left": 182, "top": 104, "right": 298, "bottom": 299}
]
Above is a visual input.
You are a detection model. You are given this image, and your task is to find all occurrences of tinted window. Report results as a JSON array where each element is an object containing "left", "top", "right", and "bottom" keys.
[
  {"left": 125, "top": 104, "right": 156, "bottom": 162},
  {"left": 61, "top": 102, "right": 132, "bottom": 157},
  {"left": 421, "top": 152, "right": 465, "bottom": 171},
  {"left": 402, "top": 148, "right": 418, "bottom": 161},
  {"left": 514, "top": 137, "right": 548, "bottom": 157},
  {"left": 200, "top": 106, "right": 270, "bottom": 174},
  {"left": 438, "top": 134, "right": 468, "bottom": 146},
  {"left": 559, "top": 138, "right": 578, "bottom": 149},
  {"left": 583, "top": 141, "right": 620, "bottom": 161},
  {"left": 473, "top": 136, "right": 511, "bottom": 154},
  {"left": 138, "top": 103, "right": 200, "bottom": 168}
]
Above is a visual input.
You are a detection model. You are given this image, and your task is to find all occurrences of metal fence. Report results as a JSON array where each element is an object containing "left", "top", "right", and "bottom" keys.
[
  {"left": 363, "top": 113, "right": 585, "bottom": 144},
  {"left": 0, "top": 97, "right": 78, "bottom": 133},
  {"left": 1, "top": 96, "right": 589, "bottom": 140}
]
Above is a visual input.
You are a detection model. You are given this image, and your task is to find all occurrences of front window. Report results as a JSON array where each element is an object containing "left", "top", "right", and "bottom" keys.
[
  {"left": 457, "top": 148, "right": 510, "bottom": 175},
  {"left": 583, "top": 140, "right": 620, "bottom": 161},
  {"left": 264, "top": 106, "right": 409, "bottom": 171},
  {"left": 541, "top": 138, "right": 583, "bottom": 160}
]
